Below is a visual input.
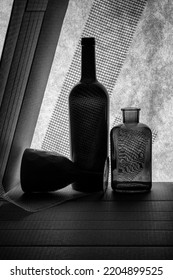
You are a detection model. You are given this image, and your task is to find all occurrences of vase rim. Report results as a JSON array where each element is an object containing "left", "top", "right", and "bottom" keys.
[{"left": 121, "top": 107, "right": 141, "bottom": 111}]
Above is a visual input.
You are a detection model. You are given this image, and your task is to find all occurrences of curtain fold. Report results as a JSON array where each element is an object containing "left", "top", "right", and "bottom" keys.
[{"left": 0, "top": 0, "right": 69, "bottom": 194}]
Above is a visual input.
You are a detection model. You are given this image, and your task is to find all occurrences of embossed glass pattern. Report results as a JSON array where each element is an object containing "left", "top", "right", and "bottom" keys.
[{"left": 110, "top": 108, "right": 152, "bottom": 192}]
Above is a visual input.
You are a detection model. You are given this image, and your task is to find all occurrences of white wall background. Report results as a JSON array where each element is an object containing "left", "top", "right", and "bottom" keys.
[{"left": 1, "top": 0, "right": 173, "bottom": 182}]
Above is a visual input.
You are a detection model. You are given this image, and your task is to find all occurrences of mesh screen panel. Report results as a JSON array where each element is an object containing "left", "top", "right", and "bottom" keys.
[{"left": 42, "top": 0, "right": 147, "bottom": 157}]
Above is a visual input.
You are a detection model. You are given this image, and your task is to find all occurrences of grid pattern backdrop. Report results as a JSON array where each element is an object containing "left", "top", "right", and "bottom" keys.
[{"left": 42, "top": 0, "right": 148, "bottom": 157}]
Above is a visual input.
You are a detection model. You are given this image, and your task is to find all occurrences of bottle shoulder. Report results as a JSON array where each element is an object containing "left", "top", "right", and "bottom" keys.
[
  {"left": 69, "top": 80, "right": 109, "bottom": 98},
  {"left": 137, "top": 123, "right": 152, "bottom": 131},
  {"left": 111, "top": 122, "right": 152, "bottom": 133}
]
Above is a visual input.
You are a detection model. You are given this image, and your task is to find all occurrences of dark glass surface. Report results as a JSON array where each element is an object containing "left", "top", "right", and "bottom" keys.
[
  {"left": 110, "top": 108, "right": 152, "bottom": 193},
  {"left": 20, "top": 149, "right": 109, "bottom": 193},
  {"left": 20, "top": 149, "right": 80, "bottom": 193},
  {"left": 69, "top": 38, "right": 109, "bottom": 192}
]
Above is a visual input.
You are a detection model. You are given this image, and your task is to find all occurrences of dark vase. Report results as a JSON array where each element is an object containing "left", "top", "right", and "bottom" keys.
[
  {"left": 20, "top": 149, "right": 109, "bottom": 193},
  {"left": 110, "top": 108, "right": 152, "bottom": 193},
  {"left": 69, "top": 37, "right": 109, "bottom": 192}
]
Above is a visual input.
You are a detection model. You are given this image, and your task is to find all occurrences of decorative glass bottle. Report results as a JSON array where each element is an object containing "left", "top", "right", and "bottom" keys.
[
  {"left": 110, "top": 108, "right": 152, "bottom": 192},
  {"left": 69, "top": 37, "right": 109, "bottom": 192}
]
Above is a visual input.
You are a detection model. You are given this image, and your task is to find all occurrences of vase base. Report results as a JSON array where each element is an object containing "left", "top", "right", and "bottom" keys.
[
  {"left": 72, "top": 178, "right": 104, "bottom": 193},
  {"left": 112, "top": 181, "right": 152, "bottom": 193}
]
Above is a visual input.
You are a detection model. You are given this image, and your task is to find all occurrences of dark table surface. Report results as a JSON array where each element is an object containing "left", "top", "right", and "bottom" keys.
[{"left": 0, "top": 182, "right": 173, "bottom": 259}]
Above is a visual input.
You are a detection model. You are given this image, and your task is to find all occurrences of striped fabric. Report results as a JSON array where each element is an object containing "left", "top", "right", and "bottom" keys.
[{"left": 0, "top": 12, "right": 45, "bottom": 178}]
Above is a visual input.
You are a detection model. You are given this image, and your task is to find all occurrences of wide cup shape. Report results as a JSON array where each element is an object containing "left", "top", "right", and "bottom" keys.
[{"left": 20, "top": 149, "right": 109, "bottom": 193}]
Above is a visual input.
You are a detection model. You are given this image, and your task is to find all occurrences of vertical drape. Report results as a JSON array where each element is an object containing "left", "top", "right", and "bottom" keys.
[{"left": 0, "top": 0, "right": 69, "bottom": 192}]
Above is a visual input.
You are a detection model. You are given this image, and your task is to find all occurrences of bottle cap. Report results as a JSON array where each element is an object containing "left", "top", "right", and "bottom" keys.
[
  {"left": 121, "top": 107, "right": 140, "bottom": 123},
  {"left": 81, "top": 37, "right": 95, "bottom": 46}
]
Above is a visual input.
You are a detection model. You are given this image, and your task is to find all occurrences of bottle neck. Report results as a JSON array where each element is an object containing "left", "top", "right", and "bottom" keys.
[
  {"left": 122, "top": 108, "right": 140, "bottom": 125},
  {"left": 81, "top": 45, "right": 96, "bottom": 83}
]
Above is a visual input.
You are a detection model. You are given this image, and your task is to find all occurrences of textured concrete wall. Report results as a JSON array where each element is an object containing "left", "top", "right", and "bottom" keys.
[
  {"left": 0, "top": 0, "right": 13, "bottom": 58},
  {"left": 111, "top": 0, "right": 173, "bottom": 181},
  {"left": 1, "top": 0, "right": 173, "bottom": 182}
]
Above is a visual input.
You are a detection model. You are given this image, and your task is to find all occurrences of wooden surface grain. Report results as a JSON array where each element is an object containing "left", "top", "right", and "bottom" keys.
[{"left": 0, "top": 183, "right": 173, "bottom": 259}]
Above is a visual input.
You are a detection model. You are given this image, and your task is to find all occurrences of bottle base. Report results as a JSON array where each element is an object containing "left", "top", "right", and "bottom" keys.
[
  {"left": 72, "top": 178, "right": 104, "bottom": 193},
  {"left": 112, "top": 181, "right": 152, "bottom": 193}
]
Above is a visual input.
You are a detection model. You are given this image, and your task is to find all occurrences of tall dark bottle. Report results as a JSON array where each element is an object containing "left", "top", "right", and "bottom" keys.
[{"left": 69, "top": 37, "right": 109, "bottom": 192}]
